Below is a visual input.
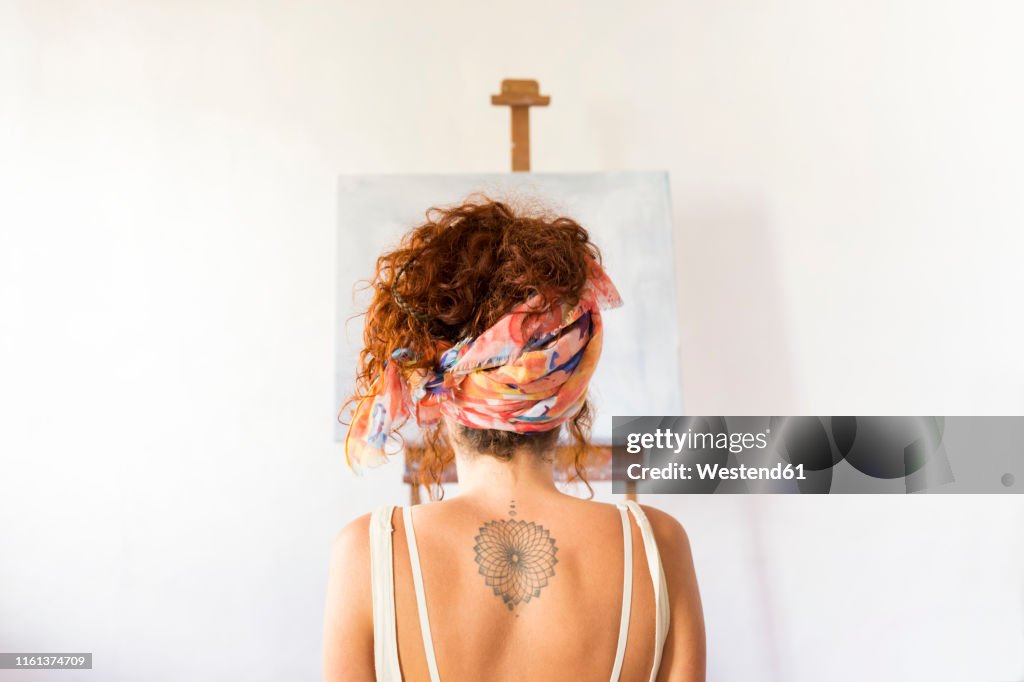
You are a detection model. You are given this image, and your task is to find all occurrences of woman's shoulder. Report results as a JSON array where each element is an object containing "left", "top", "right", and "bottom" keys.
[
  {"left": 545, "top": 497, "right": 694, "bottom": 560},
  {"left": 329, "top": 504, "right": 404, "bottom": 557},
  {"left": 323, "top": 512, "right": 377, "bottom": 678},
  {"left": 563, "top": 498, "right": 691, "bottom": 546},
  {"left": 329, "top": 512, "right": 374, "bottom": 580},
  {"left": 634, "top": 503, "right": 690, "bottom": 546}
]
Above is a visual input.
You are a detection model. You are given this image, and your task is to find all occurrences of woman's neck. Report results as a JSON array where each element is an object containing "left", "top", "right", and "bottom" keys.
[{"left": 453, "top": 446, "right": 560, "bottom": 499}]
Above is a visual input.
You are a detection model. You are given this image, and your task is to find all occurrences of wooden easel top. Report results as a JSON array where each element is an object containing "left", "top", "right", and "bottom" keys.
[
  {"left": 491, "top": 79, "right": 550, "bottom": 172},
  {"left": 491, "top": 79, "right": 551, "bottom": 108}
]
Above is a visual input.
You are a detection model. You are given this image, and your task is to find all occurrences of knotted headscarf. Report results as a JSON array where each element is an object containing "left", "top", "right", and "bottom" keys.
[{"left": 345, "top": 258, "right": 622, "bottom": 470}]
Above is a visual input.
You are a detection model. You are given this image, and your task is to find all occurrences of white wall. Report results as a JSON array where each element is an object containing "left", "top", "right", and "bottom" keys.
[{"left": 2, "top": 1, "right": 1023, "bottom": 680}]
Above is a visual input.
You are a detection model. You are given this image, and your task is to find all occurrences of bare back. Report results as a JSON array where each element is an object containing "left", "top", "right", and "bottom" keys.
[{"left": 324, "top": 492, "right": 705, "bottom": 681}]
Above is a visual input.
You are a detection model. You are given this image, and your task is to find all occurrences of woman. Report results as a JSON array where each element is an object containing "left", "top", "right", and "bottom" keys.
[{"left": 324, "top": 198, "right": 705, "bottom": 681}]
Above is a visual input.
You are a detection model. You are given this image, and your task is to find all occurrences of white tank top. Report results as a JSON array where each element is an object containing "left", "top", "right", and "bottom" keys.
[{"left": 368, "top": 501, "right": 670, "bottom": 681}]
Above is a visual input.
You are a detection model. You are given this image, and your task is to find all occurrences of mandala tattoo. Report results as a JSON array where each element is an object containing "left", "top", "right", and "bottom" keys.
[{"left": 473, "top": 500, "right": 558, "bottom": 610}]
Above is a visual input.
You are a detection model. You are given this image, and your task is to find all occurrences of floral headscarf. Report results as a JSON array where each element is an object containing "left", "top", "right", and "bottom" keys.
[{"left": 345, "top": 258, "right": 622, "bottom": 469}]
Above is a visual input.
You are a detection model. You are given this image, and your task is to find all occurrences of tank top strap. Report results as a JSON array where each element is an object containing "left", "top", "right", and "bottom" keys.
[
  {"left": 368, "top": 505, "right": 402, "bottom": 681},
  {"left": 609, "top": 503, "right": 633, "bottom": 681},
  {"left": 403, "top": 505, "right": 442, "bottom": 682},
  {"left": 623, "top": 501, "right": 671, "bottom": 682}
]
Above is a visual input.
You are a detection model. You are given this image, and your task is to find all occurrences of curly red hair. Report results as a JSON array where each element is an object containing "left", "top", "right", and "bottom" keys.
[{"left": 342, "top": 196, "right": 602, "bottom": 497}]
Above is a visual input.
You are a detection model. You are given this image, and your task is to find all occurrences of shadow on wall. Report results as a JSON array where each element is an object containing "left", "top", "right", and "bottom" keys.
[{"left": 674, "top": 192, "right": 798, "bottom": 414}]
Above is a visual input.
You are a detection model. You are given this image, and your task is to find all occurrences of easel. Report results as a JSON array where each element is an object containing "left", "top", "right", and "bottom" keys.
[
  {"left": 403, "top": 79, "right": 637, "bottom": 504},
  {"left": 491, "top": 79, "right": 550, "bottom": 171}
]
